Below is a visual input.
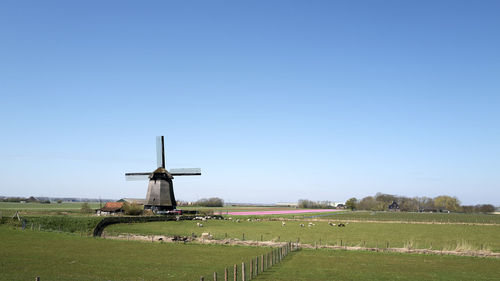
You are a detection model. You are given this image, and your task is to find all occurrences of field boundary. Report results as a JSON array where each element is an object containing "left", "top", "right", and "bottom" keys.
[
  {"left": 284, "top": 218, "right": 500, "bottom": 226},
  {"left": 104, "top": 233, "right": 500, "bottom": 258}
]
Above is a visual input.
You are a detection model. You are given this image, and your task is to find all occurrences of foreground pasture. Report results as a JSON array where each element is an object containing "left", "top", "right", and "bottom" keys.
[
  {"left": 0, "top": 226, "right": 268, "bottom": 280},
  {"left": 254, "top": 249, "right": 500, "bottom": 280},
  {"left": 106, "top": 220, "right": 500, "bottom": 252}
]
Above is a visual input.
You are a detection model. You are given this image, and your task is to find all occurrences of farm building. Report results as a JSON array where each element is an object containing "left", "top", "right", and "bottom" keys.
[
  {"left": 388, "top": 201, "right": 400, "bottom": 211},
  {"left": 118, "top": 198, "right": 146, "bottom": 205},
  {"left": 97, "top": 202, "right": 124, "bottom": 216}
]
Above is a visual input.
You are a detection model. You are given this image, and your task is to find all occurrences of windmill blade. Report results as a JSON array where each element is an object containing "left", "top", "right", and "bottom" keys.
[
  {"left": 169, "top": 168, "right": 201, "bottom": 176},
  {"left": 125, "top": 172, "right": 151, "bottom": 181},
  {"left": 156, "top": 136, "right": 165, "bottom": 168}
]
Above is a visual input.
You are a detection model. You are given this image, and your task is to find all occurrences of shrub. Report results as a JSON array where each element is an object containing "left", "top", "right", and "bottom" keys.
[{"left": 122, "top": 202, "right": 143, "bottom": 215}]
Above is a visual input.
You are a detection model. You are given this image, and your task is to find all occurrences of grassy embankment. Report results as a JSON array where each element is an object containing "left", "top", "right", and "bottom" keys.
[
  {"left": 0, "top": 226, "right": 269, "bottom": 281},
  {"left": 254, "top": 248, "right": 500, "bottom": 281},
  {"left": 106, "top": 219, "right": 500, "bottom": 252}
]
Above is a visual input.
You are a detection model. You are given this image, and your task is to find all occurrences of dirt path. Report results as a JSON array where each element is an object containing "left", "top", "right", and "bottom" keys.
[{"left": 103, "top": 233, "right": 500, "bottom": 258}]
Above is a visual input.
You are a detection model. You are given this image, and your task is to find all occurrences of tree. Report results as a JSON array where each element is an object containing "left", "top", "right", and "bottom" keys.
[
  {"left": 80, "top": 202, "right": 92, "bottom": 214},
  {"left": 399, "top": 197, "right": 418, "bottom": 212},
  {"left": 195, "top": 197, "right": 224, "bottom": 207},
  {"left": 475, "top": 204, "right": 495, "bottom": 213},
  {"left": 357, "top": 196, "right": 378, "bottom": 211},
  {"left": 434, "top": 195, "right": 460, "bottom": 212},
  {"left": 345, "top": 198, "right": 357, "bottom": 210},
  {"left": 416, "top": 196, "right": 435, "bottom": 211}
]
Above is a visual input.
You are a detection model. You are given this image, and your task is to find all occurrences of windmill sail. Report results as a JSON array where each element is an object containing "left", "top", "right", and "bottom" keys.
[
  {"left": 156, "top": 136, "right": 165, "bottom": 168},
  {"left": 125, "top": 172, "right": 151, "bottom": 181},
  {"left": 169, "top": 168, "right": 201, "bottom": 176}
]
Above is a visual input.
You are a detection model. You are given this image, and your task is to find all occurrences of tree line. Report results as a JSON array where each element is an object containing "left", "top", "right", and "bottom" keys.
[
  {"left": 177, "top": 197, "right": 225, "bottom": 207},
  {"left": 344, "top": 193, "right": 495, "bottom": 213},
  {"left": 297, "top": 199, "right": 335, "bottom": 209}
]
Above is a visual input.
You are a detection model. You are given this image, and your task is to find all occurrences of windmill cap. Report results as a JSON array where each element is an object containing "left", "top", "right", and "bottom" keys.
[{"left": 151, "top": 167, "right": 173, "bottom": 179}]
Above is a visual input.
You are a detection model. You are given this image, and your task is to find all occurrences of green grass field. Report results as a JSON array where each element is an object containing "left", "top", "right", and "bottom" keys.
[
  {"left": 2, "top": 226, "right": 498, "bottom": 281},
  {"left": 0, "top": 202, "right": 102, "bottom": 218},
  {"left": 0, "top": 202, "right": 101, "bottom": 210},
  {"left": 106, "top": 220, "right": 500, "bottom": 252},
  {"left": 299, "top": 211, "right": 500, "bottom": 224},
  {"left": 0, "top": 226, "right": 269, "bottom": 281},
  {"left": 254, "top": 249, "right": 500, "bottom": 280}
]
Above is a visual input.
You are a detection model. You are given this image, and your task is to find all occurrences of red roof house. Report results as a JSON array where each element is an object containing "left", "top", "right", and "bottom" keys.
[{"left": 100, "top": 202, "right": 124, "bottom": 213}]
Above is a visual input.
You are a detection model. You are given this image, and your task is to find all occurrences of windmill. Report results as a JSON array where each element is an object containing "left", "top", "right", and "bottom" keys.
[{"left": 125, "top": 136, "right": 201, "bottom": 212}]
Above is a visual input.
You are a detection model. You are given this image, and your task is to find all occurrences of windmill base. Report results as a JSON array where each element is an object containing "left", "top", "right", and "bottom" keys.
[{"left": 144, "top": 205, "right": 175, "bottom": 212}]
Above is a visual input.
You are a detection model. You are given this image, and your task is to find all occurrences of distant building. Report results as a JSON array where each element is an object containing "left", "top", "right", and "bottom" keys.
[
  {"left": 388, "top": 201, "right": 400, "bottom": 211},
  {"left": 333, "top": 202, "right": 345, "bottom": 208},
  {"left": 97, "top": 202, "right": 124, "bottom": 216},
  {"left": 118, "top": 198, "right": 146, "bottom": 205}
]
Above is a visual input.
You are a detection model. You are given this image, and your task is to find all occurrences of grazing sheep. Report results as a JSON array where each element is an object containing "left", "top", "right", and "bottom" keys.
[
  {"left": 281, "top": 222, "right": 286, "bottom": 227},
  {"left": 338, "top": 223, "right": 345, "bottom": 227},
  {"left": 247, "top": 218, "right": 252, "bottom": 222},
  {"left": 236, "top": 219, "right": 241, "bottom": 223},
  {"left": 196, "top": 222, "right": 203, "bottom": 227},
  {"left": 300, "top": 223, "right": 305, "bottom": 227}
]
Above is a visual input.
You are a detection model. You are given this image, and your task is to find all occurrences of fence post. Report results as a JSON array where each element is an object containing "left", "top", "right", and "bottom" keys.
[
  {"left": 234, "top": 264, "right": 237, "bottom": 281},
  {"left": 214, "top": 272, "right": 217, "bottom": 281},
  {"left": 242, "top": 262, "right": 246, "bottom": 281},
  {"left": 261, "top": 254, "right": 264, "bottom": 273},
  {"left": 249, "top": 259, "right": 253, "bottom": 279},
  {"left": 225, "top": 267, "right": 228, "bottom": 281}
]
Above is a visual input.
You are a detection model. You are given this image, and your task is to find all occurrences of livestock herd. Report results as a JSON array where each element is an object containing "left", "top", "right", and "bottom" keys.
[{"left": 194, "top": 216, "right": 348, "bottom": 228}]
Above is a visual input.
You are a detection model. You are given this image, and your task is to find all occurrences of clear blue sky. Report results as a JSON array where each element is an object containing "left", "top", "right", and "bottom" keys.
[{"left": 1, "top": 1, "right": 499, "bottom": 205}]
